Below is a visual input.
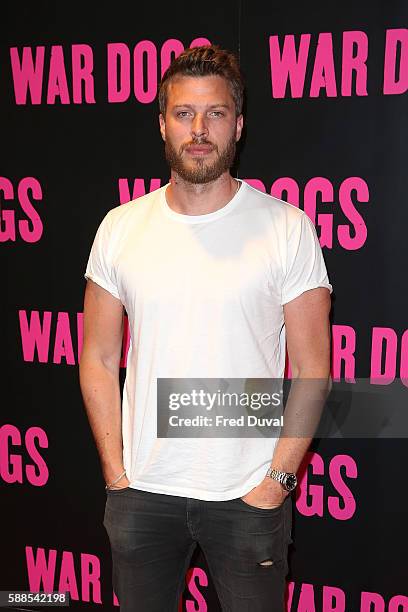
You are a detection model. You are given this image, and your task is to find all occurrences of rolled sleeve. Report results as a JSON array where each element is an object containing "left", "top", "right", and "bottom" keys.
[
  {"left": 281, "top": 211, "right": 333, "bottom": 306},
  {"left": 84, "top": 210, "right": 121, "bottom": 300}
]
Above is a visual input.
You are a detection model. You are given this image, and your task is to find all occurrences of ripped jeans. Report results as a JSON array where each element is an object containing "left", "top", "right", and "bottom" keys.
[{"left": 103, "top": 487, "right": 293, "bottom": 612}]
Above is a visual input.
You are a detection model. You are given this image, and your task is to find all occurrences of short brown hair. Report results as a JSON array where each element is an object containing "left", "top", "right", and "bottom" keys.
[{"left": 158, "top": 45, "right": 244, "bottom": 117}]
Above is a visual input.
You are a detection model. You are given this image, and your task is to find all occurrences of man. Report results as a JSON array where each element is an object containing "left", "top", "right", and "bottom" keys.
[{"left": 79, "top": 45, "right": 332, "bottom": 611}]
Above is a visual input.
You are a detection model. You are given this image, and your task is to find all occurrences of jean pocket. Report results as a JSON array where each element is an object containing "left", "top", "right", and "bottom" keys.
[
  {"left": 236, "top": 497, "right": 285, "bottom": 513},
  {"left": 106, "top": 486, "right": 132, "bottom": 494}
]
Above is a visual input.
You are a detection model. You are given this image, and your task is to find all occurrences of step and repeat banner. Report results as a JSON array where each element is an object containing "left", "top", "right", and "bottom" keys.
[{"left": 2, "top": 1, "right": 408, "bottom": 610}]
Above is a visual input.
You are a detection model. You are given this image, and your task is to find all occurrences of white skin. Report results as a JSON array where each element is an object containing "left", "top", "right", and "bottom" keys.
[
  {"left": 159, "top": 75, "right": 243, "bottom": 215},
  {"left": 80, "top": 74, "right": 331, "bottom": 509}
]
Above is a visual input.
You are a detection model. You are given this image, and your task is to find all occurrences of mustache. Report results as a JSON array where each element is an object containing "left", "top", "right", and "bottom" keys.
[{"left": 181, "top": 138, "right": 218, "bottom": 152}]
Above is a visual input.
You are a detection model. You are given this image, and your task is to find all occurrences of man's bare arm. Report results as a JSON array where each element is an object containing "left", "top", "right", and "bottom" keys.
[
  {"left": 79, "top": 279, "right": 129, "bottom": 488},
  {"left": 241, "top": 286, "right": 332, "bottom": 508},
  {"left": 270, "top": 286, "right": 332, "bottom": 475}
]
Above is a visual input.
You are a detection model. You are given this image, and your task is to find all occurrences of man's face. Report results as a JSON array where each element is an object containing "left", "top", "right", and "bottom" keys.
[{"left": 159, "top": 75, "right": 243, "bottom": 184}]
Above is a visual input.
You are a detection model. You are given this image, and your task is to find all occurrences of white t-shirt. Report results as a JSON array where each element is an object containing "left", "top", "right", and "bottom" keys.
[{"left": 84, "top": 180, "right": 333, "bottom": 501}]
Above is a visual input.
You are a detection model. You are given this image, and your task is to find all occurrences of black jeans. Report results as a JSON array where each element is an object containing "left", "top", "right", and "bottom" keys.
[{"left": 103, "top": 487, "right": 293, "bottom": 612}]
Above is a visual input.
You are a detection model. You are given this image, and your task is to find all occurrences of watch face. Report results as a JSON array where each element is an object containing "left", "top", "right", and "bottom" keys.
[{"left": 285, "top": 474, "right": 297, "bottom": 491}]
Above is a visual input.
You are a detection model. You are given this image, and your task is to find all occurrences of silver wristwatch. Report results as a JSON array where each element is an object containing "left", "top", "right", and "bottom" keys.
[{"left": 266, "top": 467, "right": 297, "bottom": 492}]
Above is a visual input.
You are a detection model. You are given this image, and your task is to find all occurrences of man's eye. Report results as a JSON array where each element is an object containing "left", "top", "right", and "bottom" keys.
[
  {"left": 210, "top": 111, "right": 224, "bottom": 117},
  {"left": 177, "top": 111, "right": 190, "bottom": 117}
]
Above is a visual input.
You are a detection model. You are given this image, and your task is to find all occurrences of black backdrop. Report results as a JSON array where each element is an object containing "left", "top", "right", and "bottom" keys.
[{"left": 2, "top": 1, "right": 408, "bottom": 610}]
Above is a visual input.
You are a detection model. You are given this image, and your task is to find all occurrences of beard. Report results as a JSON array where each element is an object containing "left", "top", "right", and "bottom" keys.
[{"left": 164, "top": 132, "right": 237, "bottom": 184}]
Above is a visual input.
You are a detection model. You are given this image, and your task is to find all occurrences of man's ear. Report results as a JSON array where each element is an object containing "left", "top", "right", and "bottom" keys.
[
  {"left": 159, "top": 113, "right": 166, "bottom": 141},
  {"left": 235, "top": 114, "right": 244, "bottom": 142}
]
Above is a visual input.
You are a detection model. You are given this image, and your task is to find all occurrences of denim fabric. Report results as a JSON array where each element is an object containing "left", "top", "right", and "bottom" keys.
[{"left": 103, "top": 487, "right": 293, "bottom": 611}]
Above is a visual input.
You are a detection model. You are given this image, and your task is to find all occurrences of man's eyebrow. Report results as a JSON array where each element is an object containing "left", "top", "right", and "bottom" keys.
[{"left": 172, "top": 104, "right": 231, "bottom": 110}]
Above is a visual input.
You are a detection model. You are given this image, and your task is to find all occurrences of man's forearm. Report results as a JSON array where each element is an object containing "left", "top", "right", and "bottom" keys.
[
  {"left": 79, "top": 355, "right": 124, "bottom": 484},
  {"left": 270, "top": 372, "right": 332, "bottom": 474}
]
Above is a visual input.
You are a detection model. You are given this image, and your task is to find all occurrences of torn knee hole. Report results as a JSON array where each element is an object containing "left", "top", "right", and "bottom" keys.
[{"left": 258, "top": 559, "right": 274, "bottom": 566}]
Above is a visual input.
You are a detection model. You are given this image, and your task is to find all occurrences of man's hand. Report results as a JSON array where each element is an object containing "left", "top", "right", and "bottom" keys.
[{"left": 240, "top": 477, "right": 288, "bottom": 509}]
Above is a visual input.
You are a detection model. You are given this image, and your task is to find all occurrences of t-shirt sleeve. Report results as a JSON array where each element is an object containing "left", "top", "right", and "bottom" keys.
[
  {"left": 84, "top": 210, "right": 121, "bottom": 300},
  {"left": 281, "top": 211, "right": 333, "bottom": 305}
]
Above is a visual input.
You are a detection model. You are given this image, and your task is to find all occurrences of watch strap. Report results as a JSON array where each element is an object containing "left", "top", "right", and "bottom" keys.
[{"left": 266, "top": 467, "right": 297, "bottom": 491}]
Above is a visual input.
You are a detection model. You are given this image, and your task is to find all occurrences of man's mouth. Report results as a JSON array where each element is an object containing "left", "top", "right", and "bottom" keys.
[{"left": 184, "top": 144, "right": 214, "bottom": 155}]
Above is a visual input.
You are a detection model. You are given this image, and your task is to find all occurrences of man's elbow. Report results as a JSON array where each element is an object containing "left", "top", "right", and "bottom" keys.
[{"left": 79, "top": 346, "right": 121, "bottom": 380}]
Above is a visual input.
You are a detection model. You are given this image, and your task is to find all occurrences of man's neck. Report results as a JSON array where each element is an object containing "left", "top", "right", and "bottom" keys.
[{"left": 165, "top": 171, "right": 239, "bottom": 216}]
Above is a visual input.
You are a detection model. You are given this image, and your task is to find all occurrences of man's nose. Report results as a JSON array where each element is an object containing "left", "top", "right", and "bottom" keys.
[{"left": 191, "top": 114, "right": 208, "bottom": 139}]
